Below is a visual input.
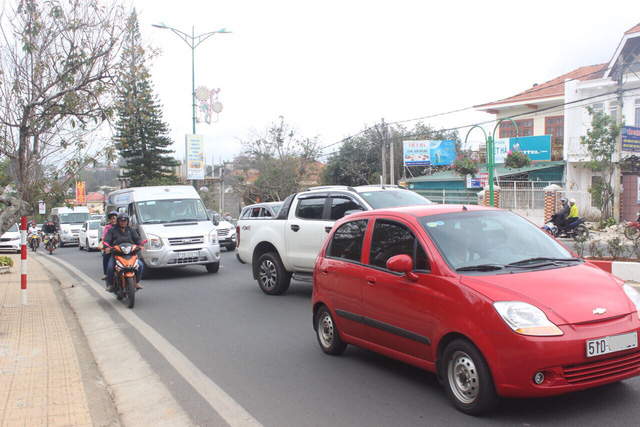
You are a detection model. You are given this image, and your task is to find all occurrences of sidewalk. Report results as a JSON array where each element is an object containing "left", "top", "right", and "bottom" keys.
[{"left": 0, "top": 252, "right": 116, "bottom": 426}]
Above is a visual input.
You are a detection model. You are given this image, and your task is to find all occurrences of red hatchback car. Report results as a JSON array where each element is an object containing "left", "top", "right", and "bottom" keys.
[{"left": 312, "top": 205, "right": 640, "bottom": 415}]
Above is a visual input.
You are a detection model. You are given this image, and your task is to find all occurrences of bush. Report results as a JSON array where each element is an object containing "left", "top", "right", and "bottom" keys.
[
  {"left": 0, "top": 256, "right": 14, "bottom": 267},
  {"left": 598, "top": 216, "right": 617, "bottom": 230}
]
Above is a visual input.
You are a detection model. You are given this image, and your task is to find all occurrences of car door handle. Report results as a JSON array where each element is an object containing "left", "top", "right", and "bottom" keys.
[
  {"left": 366, "top": 276, "right": 376, "bottom": 285},
  {"left": 324, "top": 226, "right": 332, "bottom": 233},
  {"left": 322, "top": 269, "right": 329, "bottom": 275},
  {"left": 290, "top": 224, "right": 300, "bottom": 232}
]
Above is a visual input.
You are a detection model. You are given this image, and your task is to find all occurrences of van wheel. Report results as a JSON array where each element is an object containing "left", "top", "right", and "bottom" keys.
[
  {"left": 257, "top": 252, "right": 291, "bottom": 295},
  {"left": 206, "top": 262, "right": 220, "bottom": 273},
  {"left": 442, "top": 339, "right": 499, "bottom": 415},
  {"left": 315, "top": 306, "right": 346, "bottom": 355},
  {"left": 226, "top": 242, "right": 237, "bottom": 251}
]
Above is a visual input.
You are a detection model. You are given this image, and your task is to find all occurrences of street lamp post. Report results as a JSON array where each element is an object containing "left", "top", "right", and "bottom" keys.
[{"left": 152, "top": 23, "right": 231, "bottom": 134}]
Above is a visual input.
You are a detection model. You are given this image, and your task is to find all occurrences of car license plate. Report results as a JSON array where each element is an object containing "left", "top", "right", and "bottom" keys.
[
  {"left": 178, "top": 251, "right": 198, "bottom": 259},
  {"left": 586, "top": 332, "right": 638, "bottom": 357}
]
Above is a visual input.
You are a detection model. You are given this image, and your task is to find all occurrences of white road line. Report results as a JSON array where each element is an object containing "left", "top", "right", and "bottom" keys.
[{"left": 41, "top": 254, "right": 262, "bottom": 427}]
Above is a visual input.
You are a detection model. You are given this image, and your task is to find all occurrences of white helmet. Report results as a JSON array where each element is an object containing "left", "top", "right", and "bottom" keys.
[{"left": 569, "top": 198, "right": 576, "bottom": 205}]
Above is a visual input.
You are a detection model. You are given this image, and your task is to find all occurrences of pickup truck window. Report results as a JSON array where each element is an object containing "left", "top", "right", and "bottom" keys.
[
  {"left": 327, "top": 220, "right": 368, "bottom": 262},
  {"left": 329, "top": 196, "right": 364, "bottom": 220},
  {"left": 359, "top": 189, "right": 432, "bottom": 209},
  {"left": 296, "top": 197, "right": 327, "bottom": 220}
]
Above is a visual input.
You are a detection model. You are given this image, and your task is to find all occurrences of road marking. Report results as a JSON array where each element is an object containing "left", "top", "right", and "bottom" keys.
[{"left": 41, "top": 254, "right": 262, "bottom": 427}]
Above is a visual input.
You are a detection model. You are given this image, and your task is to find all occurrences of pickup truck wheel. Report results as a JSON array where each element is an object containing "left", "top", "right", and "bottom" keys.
[
  {"left": 257, "top": 252, "right": 291, "bottom": 295},
  {"left": 206, "top": 262, "right": 220, "bottom": 273}
]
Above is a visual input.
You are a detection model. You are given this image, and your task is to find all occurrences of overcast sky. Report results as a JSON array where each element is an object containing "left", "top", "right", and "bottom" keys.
[{"left": 131, "top": 0, "right": 639, "bottom": 164}]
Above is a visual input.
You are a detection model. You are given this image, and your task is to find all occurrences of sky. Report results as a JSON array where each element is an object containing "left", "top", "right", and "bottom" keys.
[{"left": 130, "top": 0, "right": 639, "bottom": 165}]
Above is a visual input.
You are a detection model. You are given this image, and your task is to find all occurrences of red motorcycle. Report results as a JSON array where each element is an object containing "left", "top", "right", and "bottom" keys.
[
  {"left": 624, "top": 212, "right": 640, "bottom": 240},
  {"left": 103, "top": 240, "right": 146, "bottom": 308}
]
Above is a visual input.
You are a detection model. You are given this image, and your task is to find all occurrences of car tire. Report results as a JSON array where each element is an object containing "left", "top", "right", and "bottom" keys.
[
  {"left": 206, "top": 262, "right": 220, "bottom": 273},
  {"left": 315, "top": 306, "right": 347, "bottom": 355},
  {"left": 86, "top": 239, "right": 91, "bottom": 251},
  {"left": 257, "top": 252, "right": 291, "bottom": 295},
  {"left": 442, "top": 339, "right": 499, "bottom": 415},
  {"left": 78, "top": 241, "right": 83, "bottom": 250},
  {"left": 226, "top": 242, "right": 237, "bottom": 251}
]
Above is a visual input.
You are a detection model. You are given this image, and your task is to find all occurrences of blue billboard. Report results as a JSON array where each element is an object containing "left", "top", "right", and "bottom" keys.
[
  {"left": 622, "top": 126, "right": 640, "bottom": 152},
  {"left": 495, "top": 135, "right": 551, "bottom": 163},
  {"left": 403, "top": 140, "right": 456, "bottom": 166}
]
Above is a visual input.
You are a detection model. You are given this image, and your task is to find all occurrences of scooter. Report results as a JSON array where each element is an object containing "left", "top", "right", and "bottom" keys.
[
  {"left": 28, "top": 232, "right": 41, "bottom": 252},
  {"left": 43, "top": 233, "right": 57, "bottom": 254},
  {"left": 542, "top": 214, "right": 589, "bottom": 241},
  {"left": 624, "top": 212, "right": 640, "bottom": 240},
  {"left": 103, "top": 240, "right": 146, "bottom": 309}
]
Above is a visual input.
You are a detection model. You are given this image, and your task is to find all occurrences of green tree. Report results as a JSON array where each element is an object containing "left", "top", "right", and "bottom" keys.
[
  {"left": 580, "top": 106, "right": 621, "bottom": 219},
  {"left": 113, "top": 10, "right": 178, "bottom": 187},
  {"left": 241, "top": 117, "right": 321, "bottom": 202},
  {"left": 0, "top": 0, "right": 126, "bottom": 233}
]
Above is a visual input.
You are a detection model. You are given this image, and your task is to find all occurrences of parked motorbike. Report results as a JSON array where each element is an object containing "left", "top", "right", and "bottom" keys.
[
  {"left": 624, "top": 212, "right": 640, "bottom": 240},
  {"left": 542, "top": 214, "right": 589, "bottom": 241},
  {"left": 103, "top": 240, "right": 146, "bottom": 309},
  {"left": 28, "top": 232, "right": 41, "bottom": 252},
  {"left": 43, "top": 233, "right": 57, "bottom": 254}
]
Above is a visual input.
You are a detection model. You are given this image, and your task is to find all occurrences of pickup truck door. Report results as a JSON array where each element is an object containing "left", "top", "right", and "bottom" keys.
[{"left": 286, "top": 194, "right": 332, "bottom": 271}]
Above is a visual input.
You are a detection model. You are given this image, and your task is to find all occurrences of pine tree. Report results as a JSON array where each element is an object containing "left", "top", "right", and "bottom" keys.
[{"left": 113, "top": 10, "right": 179, "bottom": 187}]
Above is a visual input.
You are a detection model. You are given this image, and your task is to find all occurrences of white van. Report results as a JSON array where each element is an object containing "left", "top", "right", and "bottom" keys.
[
  {"left": 50, "top": 206, "right": 91, "bottom": 246},
  {"left": 105, "top": 185, "right": 221, "bottom": 274}
]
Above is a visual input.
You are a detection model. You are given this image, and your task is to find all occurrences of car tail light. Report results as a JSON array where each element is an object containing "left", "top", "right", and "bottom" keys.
[{"left": 236, "top": 225, "right": 240, "bottom": 247}]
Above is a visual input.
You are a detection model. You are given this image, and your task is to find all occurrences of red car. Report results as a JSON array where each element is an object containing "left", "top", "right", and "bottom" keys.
[{"left": 312, "top": 205, "right": 640, "bottom": 415}]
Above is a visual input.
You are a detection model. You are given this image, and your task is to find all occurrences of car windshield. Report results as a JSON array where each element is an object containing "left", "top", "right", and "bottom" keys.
[
  {"left": 7, "top": 224, "right": 18, "bottom": 232},
  {"left": 420, "top": 210, "right": 576, "bottom": 272},
  {"left": 60, "top": 213, "right": 91, "bottom": 224},
  {"left": 137, "top": 199, "right": 209, "bottom": 224},
  {"left": 88, "top": 222, "right": 100, "bottom": 230},
  {"left": 359, "top": 189, "right": 432, "bottom": 209}
]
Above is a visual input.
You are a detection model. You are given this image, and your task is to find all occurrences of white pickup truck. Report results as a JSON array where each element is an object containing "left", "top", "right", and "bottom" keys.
[{"left": 236, "top": 185, "right": 433, "bottom": 295}]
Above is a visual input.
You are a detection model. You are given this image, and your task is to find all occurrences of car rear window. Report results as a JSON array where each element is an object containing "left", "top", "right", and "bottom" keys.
[{"left": 359, "top": 190, "right": 432, "bottom": 209}]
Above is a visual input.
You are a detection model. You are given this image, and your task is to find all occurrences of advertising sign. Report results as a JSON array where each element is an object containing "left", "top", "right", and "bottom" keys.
[
  {"left": 466, "top": 172, "right": 489, "bottom": 189},
  {"left": 76, "top": 181, "right": 86, "bottom": 205},
  {"left": 494, "top": 135, "right": 551, "bottom": 164},
  {"left": 623, "top": 126, "right": 640, "bottom": 152},
  {"left": 39, "top": 201, "right": 46, "bottom": 215},
  {"left": 403, "top": 140, "right": 455, "bottom": 167},
  {"left": 185, "top": 134, "right": 205, "bottom": 180}
]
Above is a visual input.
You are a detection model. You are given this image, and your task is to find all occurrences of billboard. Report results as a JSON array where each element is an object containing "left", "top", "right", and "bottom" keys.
[
  {"left": 76, "top": 181, "right": 86, "bottom": 205},
  {"left": 622, "top": 126, "right": 640, "bottom": 152},
  {"left": 494, "top": 135, "right": 551, "bottom": 163},
  {"left": 185, "top": 134, "right": 205, "bottom": 180},
  {"left": 403, "top": 140, "right": 456, "bottom": 167}
]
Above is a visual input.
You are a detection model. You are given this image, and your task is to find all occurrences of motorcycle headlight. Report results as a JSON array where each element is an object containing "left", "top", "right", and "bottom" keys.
[
  {"left": 493, "top": 301, "right": 563, "bottom": 336},
  {"left": 209, "top": 229, "right": 218, "bottom": 245},
  {"left": 121, "top": 245, "right": 132, "bottom": 255},
  {"left": 148, "top": 234, "right": 162, "bottom": 249},
  {"left": 623, "top": 284, "right": 640, "bottom": 319}
]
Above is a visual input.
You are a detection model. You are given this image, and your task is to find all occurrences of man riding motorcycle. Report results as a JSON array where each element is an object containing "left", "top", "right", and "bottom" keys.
[
  {"left": 41, "top": 218, "right": 59, "bottom": 246},
  {"left": 104, "top": 213, "right": 145, "bottom": 292}
]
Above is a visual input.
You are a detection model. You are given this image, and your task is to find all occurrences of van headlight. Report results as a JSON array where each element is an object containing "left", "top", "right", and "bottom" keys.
[
  {"left": 209, "top": 229, "right": 218, "bottom": 245},
  {"left": 148, "top": 234, "right": 162, "bottom": 249},
  {"left": 623, "top": 284, "right": 640, "bottom": 319},
  {"left": 493, "top": 301, "right": 563, "bottom": 336}
]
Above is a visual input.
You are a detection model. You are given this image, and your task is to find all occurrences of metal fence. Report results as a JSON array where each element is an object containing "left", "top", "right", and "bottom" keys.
[
  {"left": 414, "top": 189, "right": 480, "bottom": 205},
  {"left": 498, "top": 181, "right": 561, "bottom": 210}
]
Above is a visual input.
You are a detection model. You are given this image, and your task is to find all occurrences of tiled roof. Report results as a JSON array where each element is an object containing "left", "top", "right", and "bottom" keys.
[
  {"left": 625, "top": 23, "right": 640, "bottom": 35},
  {"left": 476, "top": 63, "right": 608, "bottom": 109},
  {"left": 85, "top": 192, "right": 106, "bottom": 202}
]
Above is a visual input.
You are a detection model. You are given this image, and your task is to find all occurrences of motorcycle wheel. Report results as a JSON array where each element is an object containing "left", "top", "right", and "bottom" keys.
[
  {"left": 124, "top": 276, "right": 135, "bottom": 309},
  {"left": 544, "top": 228, "right": 554, "bottom": 237},
  {"left": 624, "top": 226, "right": 640, "bottom": 240},
  {"left": 48, "top": 243, "right": 54, "bottom": 255},
  {"left": 573, "top": 225, "right": 589, "bottom": 241}
]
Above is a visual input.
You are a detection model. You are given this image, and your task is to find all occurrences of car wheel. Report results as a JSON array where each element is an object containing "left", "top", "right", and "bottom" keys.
[
  {"left": 78, "top": 241, "right": 83, "bottom": 250},
  {"left": 85, "top": 239, "right": 90, "bottom": 251},
  {"left": 206, "top": 262, "right": 220, "bottom": 273},
  {"left": 257, "top": 252, "right": 291, "bottom": 295},
  {"left": 315, "top": 306, "right": 347, "bottom": 355},
  {"left": 226, "top": 242, "right": 237, "bottom": 251},
  {"left": 442, "top": 339, "right": 498, "bottom": 415}
]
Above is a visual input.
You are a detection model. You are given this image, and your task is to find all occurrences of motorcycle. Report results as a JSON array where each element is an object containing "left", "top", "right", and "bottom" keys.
[
  {"left": 28, "top": 232, "right": 41, "bottom": 252},
  {"left": 43, "top": 233, "right": 57, "bottom": 254},
  {"left": 624, "top": 212, "right": 640, "bottom": 240},
  {"left": 103, "top": 240, "right": 146, "bottom": 309},
  {"left": 542, "top": 214, "right": 589, "bottom": 241}
]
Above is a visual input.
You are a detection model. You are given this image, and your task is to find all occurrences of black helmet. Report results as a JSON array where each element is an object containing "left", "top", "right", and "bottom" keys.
[
  {"left": 117, "top": 212, "right": 130, "bottom": 223},
  {"left": 108, "top": 211, "right": 118, "bottom": 219}
]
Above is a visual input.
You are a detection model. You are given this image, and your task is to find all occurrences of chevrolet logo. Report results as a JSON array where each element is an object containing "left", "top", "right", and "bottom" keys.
[{"left": 593, "top": 308, "right": 607, "bottom": 315}]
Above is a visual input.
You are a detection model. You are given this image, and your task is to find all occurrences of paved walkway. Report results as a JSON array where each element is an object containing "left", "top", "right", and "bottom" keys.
[{"left": 0, "top": 253, "right": 103, "bottom": 426}]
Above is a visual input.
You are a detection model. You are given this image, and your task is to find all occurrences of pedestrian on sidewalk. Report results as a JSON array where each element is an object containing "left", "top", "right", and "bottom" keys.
[{"left": 101, "top": 211, "right": 118, "bottom": 281}]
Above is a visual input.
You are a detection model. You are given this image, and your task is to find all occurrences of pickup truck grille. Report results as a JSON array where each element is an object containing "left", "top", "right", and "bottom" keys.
[
  {"left": 218, "top": 229, "right": 229, "bottom": 237},
  {"left": 168, "top": 236, "right": 205, "bottom": 246}
]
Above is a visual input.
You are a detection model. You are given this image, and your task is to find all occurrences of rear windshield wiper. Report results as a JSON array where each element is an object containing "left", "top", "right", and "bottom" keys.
[
  {"left": 456, "top": 264, "right": 504, "bottom": 272},
  {"left": 506, "top": 257, "right": 581, "bottom": 268}
]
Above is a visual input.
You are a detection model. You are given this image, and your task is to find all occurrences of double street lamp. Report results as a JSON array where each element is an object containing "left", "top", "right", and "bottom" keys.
[{"left": 152, "top": 23, "right": 231, "bottom": 134}]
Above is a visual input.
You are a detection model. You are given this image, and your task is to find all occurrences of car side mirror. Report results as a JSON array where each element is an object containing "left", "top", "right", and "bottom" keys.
[
  {"left": 387, "top": 254, "right": 419, "bottom": 282},
  {"left": 212, "top": 216, "right": 219, "bottom": 226}
]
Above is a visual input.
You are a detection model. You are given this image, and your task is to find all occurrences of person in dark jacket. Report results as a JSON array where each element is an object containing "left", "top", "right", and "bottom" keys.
[
  {"left": 104, "top": 212, "right": 144, "bottom": 292},
  {"left": 101, "top": 211, "right": 119, "bottom": 280},
  {"left": 41, "top": 218, "right": 59, "bottom": 245}
]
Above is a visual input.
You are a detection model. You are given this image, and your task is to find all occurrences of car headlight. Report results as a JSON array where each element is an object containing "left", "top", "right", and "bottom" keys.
[
  {"left": 11, "top": 236, "right": 20, "bottom": 241},
  {"left": 623, "top": 284, "right": 640, "bottom": 319},
  {"left": 228, "top": 227, "right": 236, "bottom": 235},
  {"left": 209, "top": 229, "right": 218, "bottom": 245},
  {"left": 63, "top": 229, "right": 70, "bottom": 234},
  {"left": 493, "top": 301, "right": 563, "bottom": 336},
  {"left": 148, "top": 234, "right": 162, "bottom": 249}
]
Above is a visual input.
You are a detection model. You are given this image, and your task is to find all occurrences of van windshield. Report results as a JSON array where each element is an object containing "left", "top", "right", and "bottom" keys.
[
  {"left": 136, "top": 199, "right": 209, "bottom": 224},
  {"left": 59, "top": 213, "right": 91, "bottom": 224}
]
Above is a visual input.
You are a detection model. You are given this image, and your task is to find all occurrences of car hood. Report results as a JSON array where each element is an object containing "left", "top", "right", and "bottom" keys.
[
  {"left": 215, "top": 220, "right": 234, "bottom": 230},
  {"left": 460, "top": 263, "right": 635, "bottom": 325}
]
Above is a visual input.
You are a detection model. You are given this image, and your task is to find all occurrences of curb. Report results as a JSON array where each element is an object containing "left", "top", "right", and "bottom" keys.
[{"left": 586, "top": 260, "right": 640, "bottom": 282}]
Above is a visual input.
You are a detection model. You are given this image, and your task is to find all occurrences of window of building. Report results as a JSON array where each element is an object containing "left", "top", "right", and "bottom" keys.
[
  {"left": 592, "top": 102, "right": 604, "bottom": 112},
  {"left": 609, "top": 102, "right": 617, "bottom": 121},
  {"left": 499, "top": 119, "right": 533, "bottom": 138},
  {"left": 635, "top": 99, "right": 640, "bottom": 127},
  {"left": 545, "top": 116, "right": 564, "bottom": 161}
]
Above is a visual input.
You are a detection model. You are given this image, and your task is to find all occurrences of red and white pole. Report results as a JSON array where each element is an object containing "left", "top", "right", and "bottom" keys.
[{"left": 20, "top": 216, "right": 27, "bottom": 305}]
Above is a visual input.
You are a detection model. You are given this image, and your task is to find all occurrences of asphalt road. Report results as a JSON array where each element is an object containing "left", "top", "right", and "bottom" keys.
[{"left": 50, "top": 245, "right": 640, "bottom": 426}]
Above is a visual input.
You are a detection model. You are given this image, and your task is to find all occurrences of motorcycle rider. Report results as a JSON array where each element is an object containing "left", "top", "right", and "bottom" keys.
[
  {"left": 567, "top": 199, "right": 579, "bottom": 223},
  {"left": 553, "top": 198, "right": 570, "bottom": 233},
  {"left": 104, "top": 212, "right": 144, "bottom": 292},
  {"left": 41, "top": 218, "right": 59, "bottom": 247},
  {"left": 101, "top": 211, "right": 119, "bottom": 280},
  {"left": 27, "top": 221, "right": 40, "bottom": 246}
]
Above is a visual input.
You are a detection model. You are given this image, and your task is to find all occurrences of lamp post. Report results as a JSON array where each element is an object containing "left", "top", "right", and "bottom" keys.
[
  {"left": 464, "top": 118, "right": 519, "bottom": 207},
  {"left": 152, "top": 23, "right": 231, "bottom": 135}
]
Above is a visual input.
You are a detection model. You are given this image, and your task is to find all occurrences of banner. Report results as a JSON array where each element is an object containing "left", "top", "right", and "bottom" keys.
[
  {"left": 185, "top": 134, "right": 205, "bottom": 180},
  {"left": 622, "top": 126, "right": 640, "bottom": 152},
  {"left": 494, "top": 135, "right": 551, "bottom": 163},
  {"left": 403, "top": 140, "right": 456, "bottom": 167},
  {"left": 39, "top": 201, "right": 46, "bottom": 215},
  {"left": 76, "top": 182, "right": 86, "bottom": 205}
]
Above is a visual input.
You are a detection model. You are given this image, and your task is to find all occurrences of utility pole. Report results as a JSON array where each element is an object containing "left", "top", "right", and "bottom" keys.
[
  {"left": 613, "top": 57, "right": 624, "bottom": 222},
  {"left": 381, "top": 118, "right": 387, "bottom": 185},
  {"left": 386, "top": 121, "right": 394, "bottom": 185}
]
